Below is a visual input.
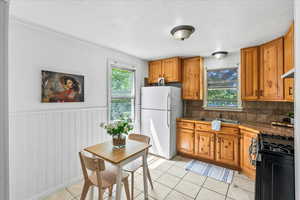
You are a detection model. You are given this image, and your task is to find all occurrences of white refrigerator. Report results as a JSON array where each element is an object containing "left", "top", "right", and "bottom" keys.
[{"left": 141, "top": 86, "right": 182, "bottom": 159}]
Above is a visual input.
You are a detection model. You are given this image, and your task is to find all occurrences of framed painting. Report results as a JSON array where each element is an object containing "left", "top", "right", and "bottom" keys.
[{"left": 41, "top": 70, "right": 84, "bottom": 103}]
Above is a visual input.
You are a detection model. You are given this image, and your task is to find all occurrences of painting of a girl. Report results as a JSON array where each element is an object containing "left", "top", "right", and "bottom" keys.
[{"left": 42, "top": 70, "right": 84, "bottom": 102}]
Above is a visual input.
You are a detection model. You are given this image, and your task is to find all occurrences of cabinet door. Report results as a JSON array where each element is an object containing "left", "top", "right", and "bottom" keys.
[
  {"left": 162, "top": 57, "right": 182, "bottom": 82},
  {"left": 284, "top": 24, "right": 294, "bottom": 101},
  {"left": 216, "top": 134, "right": 239, "bottom": 167},
  {"left": 177, "top": 128, "right": 194, "bottom": 154},
  {"left": 195, "top": 131, "right": 215, "bottom": 160},
  {"left": 241, "top": 47, "right": 259, "bottom": 100},
  {"left": 148, "top": 60, "right": 162, "bottom": 84},
  {"left": 182, "top": 57, "right": 203, "bottom": 100},
  {"left": 240, "top": 129, "right": 257, "bottom": 180},
  {"left": 259, "top": 37, "right": 284, "bottom": 101}
]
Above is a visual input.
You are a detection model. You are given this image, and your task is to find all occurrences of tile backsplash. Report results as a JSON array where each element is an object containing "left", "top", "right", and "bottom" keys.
[{"left": 184, "top": 101, "right": 294, "bottom": 124}]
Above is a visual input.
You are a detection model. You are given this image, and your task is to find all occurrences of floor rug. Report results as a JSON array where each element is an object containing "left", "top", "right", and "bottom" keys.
[{"left": 185, "top": 160, "right": 235, "bottom": 184}]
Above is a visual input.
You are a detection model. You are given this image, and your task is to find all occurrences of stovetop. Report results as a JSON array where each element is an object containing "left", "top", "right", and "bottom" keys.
[{"left": 259, "top": 133, "right": 294, "bottom": 155}]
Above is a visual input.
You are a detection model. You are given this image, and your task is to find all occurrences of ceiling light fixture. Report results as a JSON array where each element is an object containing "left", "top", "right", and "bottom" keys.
[
  {"left": 212, "top": 51, "right": 228, "bottom": 59},
  {"left": 170, "top": 25, "right": 195, "bottom": 40}
]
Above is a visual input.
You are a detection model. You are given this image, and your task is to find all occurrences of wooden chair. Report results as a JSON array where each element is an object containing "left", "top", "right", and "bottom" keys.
[
  {"left": 123, "top": 134, "right": 154, "bottom": 200},
  {"left": 79, "top": 152, "right": 131, "bottom": 200}
]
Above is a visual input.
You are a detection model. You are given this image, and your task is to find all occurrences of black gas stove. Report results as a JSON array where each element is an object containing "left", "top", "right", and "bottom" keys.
[
  {"left": 255, "top": 133, "right": 295, "bottom": 200},
  {"left": 259, "top": 133, "right": 294, "bottom": 155}
]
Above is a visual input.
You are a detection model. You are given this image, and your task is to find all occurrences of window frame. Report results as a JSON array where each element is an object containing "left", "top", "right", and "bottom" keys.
[
  {"left": 203, "top": 66, "right": 242, "bottom": 111},
  {"left": 107, "top": 60, "right": 136, "bottom": 122}
]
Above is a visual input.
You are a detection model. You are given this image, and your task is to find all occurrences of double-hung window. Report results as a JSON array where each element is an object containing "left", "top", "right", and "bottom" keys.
[
  {"left": 204, "top": 67, "right": 242, "bottom": 110},
  {"left": 109, "top": 65, "right": 135, "bottom": 121}
]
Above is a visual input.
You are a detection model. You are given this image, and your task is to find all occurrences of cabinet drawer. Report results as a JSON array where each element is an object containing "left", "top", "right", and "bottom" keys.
[
  {"left": 217, "top": 127, "right": 239, "bottom": 135},
  {"left": 195, "top": 123, "right": 211, "bottom": 131},
  {"left": 195, "top": 123, "right": 239, "bottom": 135},
  {"left": 177, "top": 122, "right": 194, "bottom": 130}
]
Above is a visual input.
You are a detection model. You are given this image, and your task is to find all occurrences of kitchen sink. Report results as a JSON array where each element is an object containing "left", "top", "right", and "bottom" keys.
[
  {"left": 196, "top": 117, "right": 240, "bottom": 124},
  {"left": 216, "top": 118, "right": 240, "bottom": 124}
]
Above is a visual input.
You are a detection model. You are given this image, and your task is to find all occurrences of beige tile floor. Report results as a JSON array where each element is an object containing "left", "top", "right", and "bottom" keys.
[{"left": 42, "top": 155, "right": 255, "bottom": 200}]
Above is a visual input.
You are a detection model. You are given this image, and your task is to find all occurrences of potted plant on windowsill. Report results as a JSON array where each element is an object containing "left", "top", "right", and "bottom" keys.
[{"left": 100, "top": 115, "right": 133, "bottom": 149}]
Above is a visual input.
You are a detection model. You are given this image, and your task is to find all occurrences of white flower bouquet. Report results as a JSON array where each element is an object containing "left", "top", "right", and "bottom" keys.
[{"left": 100, "top": 114, "right": 133, "bottom": 138}]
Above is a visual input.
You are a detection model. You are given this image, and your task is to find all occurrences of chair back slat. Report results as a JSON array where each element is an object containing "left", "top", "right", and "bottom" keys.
[
  {"left": 128, "top": 134, "right": 150, "bottom": 144},
  {"left": 79, "top": 152, "right": 105, "bottom": 179}
]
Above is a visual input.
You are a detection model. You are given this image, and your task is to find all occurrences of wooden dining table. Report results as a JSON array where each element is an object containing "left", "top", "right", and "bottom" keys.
[{"left": 84, "top": 139, "right": 151, "bottom": 200}]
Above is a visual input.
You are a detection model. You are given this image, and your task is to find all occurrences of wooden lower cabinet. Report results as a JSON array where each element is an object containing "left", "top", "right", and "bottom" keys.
[
  {"left": 177, "top": 128, "right": 194, "bottom": 154},
  {"left": 215, "top": 134, "right": 240, "bottom": 168},
  {"left": 240, "top": 129, "right": 258, "bottom": 180},
  {"left": 194, "top": 131, "right": 215, "bottom": 160},
  {"left": 177, "top": 120, "right": 259, "bottom": 179}
]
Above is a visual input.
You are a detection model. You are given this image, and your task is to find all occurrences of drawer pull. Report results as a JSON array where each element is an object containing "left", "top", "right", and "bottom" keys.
[{"left": 289, "top": 87, "right": 293, "bottom": 96}]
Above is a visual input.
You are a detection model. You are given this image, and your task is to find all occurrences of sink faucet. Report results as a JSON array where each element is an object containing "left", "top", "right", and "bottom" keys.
[{"left": 219, "top": 113, "right": 223, "bottom": 119}]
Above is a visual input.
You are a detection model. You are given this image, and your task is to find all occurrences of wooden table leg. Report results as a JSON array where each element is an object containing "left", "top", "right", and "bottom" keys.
[
  {"left": 142, "top": 151, "right": 149, "bottom": 199},
  {"left": 115, "top": 165, "right": 123, "bottom": 200}
]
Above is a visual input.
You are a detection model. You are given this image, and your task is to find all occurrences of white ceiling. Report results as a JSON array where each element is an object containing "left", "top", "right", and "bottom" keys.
[{"left": 10, "top": 0, "right": 294, "bottom": 60}]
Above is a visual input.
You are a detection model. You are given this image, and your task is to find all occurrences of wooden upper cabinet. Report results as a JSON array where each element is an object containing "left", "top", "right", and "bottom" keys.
[
  {"left": 259, "top": 37, "right": 284, "bottom": 101},
  {"left": 284, "top": 23, "right": 294, "bottom": 101},
  {"left": 182, "top": 57, "right": 203, "bottom": 100},
  {"left": 148, "top": 57, "right": 181, "bottom": 84},
  {"left": 176, "top": 128, "right": 194, "bottom": 154},
  {"left": 215, "top": 134, "right": 239, "bottom": 167},
  {"left": 148, "top": 60, "right": 162, "bottom": 84},
  {"left": 195, "top": 131, "right": 215, "bottom": 160},
  {"left": 241, "top": 47, "right": 259, "bottom": 100},
  {"left": 162, "top": 57, "right": 182, "bottom": 82},
  {"left": 240, "top": 129, "right": 258, "bottom": 180}
]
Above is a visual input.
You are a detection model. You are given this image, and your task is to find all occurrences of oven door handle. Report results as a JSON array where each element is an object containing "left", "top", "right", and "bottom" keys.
[{"left": 249, "top": 138, "right": 258, "bottom": 166}]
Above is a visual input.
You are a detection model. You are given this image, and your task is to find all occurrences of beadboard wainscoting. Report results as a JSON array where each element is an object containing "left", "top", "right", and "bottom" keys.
[
  {"left": 8, "top": 18, "right": 147, "bottom": 200},
  {"left": 9, "top": 107, "right": 110, "bottom": 200}
]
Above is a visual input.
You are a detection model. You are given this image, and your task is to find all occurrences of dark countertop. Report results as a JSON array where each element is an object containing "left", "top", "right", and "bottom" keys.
[{"left": 177, "top": 117, "right": 294, "bottom": 137}]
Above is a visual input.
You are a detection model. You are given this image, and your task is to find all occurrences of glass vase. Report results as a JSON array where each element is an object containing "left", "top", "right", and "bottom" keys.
[{"left": 112, "top": 134, "right": 126, "bottom": 149}]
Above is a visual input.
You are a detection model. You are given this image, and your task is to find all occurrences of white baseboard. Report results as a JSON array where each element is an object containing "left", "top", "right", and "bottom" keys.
[{"left": 28, "top": 176, "right": 82, "bottom": 200}]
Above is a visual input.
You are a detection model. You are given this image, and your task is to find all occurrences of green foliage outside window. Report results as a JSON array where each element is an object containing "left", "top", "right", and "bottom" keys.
[
  {"left": 111, "top": 67, "right": 135, "bottom": 121},
  {"left": 207, "top": 68, "right": 239, "bottom": 108},
  {"left": 111, "top": 68, "right": 133, "bottom": 97},
  {"left": 207, "top": 89, "right": 238, "bottom": 107}
]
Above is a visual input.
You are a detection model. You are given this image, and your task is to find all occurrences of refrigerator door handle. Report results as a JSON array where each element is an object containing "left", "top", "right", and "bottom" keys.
[
  {"left": 167, "top": 110, "right": 170, "bottom": 127},
  {"left": 167, "top": 93, "right": 170, "bottom": 110},
  {"left": 167, "top": 93, "right": 170, "bottom": 127}
]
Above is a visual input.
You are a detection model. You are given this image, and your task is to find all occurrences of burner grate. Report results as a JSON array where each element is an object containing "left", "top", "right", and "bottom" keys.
[{"left": 259, "top": 134, "right": 294, "bottom": 155}]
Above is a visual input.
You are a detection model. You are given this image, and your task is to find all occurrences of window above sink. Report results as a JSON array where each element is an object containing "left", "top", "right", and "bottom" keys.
[{"left": 203, "top": 67, "right": 242, "bottom": 111}]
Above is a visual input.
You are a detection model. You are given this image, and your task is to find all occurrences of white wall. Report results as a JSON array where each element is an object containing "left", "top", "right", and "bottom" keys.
[
  {"left": 9, "top": 18, "right": 147, "bottom": 200},
  {"left": 294, "top": 0, "right": 300, "bottom": 200},
  {"left": 0, "top": 1, "right": 9, "bottom": 200},
  {"left": 204, "top": 52, "right": 240, "bottom": 70}
]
